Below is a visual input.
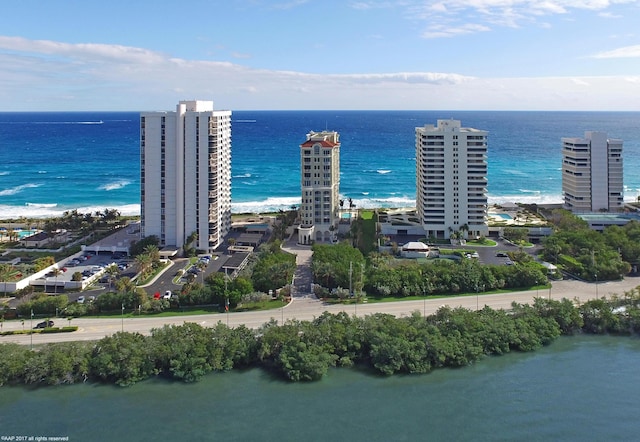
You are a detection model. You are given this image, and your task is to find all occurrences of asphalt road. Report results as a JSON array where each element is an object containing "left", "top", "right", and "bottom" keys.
[{"left": 3, "top": 276, "right": 639, "bottom": 345}]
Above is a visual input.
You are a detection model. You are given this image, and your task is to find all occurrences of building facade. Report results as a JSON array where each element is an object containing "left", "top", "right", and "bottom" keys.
[
  {"left": 298, "top": 131, "right": 341, "bottom": 244},
  {"left": 416, "top": 119, "right": 488, "bottom": 240},
  {"left": 140, "top": 100, "right": 232, "bottom": 254},
  {"left": 562, "top": 131, "right": 623, "bottom": 213}
]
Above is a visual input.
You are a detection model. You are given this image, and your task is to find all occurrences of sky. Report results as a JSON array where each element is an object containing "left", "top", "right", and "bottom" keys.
[{"left": 0, "top": 0, "right": 639, "bottom": 111}]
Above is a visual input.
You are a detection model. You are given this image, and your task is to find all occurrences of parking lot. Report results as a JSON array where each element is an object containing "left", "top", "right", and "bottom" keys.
[{"left": 36, "top": 251, "right": 134, "bottom": 296}]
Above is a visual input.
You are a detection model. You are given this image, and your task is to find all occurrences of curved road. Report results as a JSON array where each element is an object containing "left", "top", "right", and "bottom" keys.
[{"left": 3, "top": 275, "right": 639, "bottom": 346}]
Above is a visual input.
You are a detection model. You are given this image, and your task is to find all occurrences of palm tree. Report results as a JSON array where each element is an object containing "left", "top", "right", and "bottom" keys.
[
  {"left": 105, "top": 264, "right": 121, "bottom": 291},
  {"left": 115, "top": 276, "right": 136, "bottom": 297},
  {"left": 314, "top": 262, "right": 334, "bottom": 288},
  {"left": 6, "top": 228, "right": 18, "bottom": 243},
  {"left": 144, "top": 244, "right": 160, "bottom": 263},
  {"left": 134, "top": 253, "right": 152, "bottom": 279},
  {"left": 460, "top": 223, "right": 469, "bottom": 240},
  {"left": 51, "top": 268, "right": 62, "bottom": 294},
  {"left": 196, "top": 261, "right": 207, "bottom": 284}
]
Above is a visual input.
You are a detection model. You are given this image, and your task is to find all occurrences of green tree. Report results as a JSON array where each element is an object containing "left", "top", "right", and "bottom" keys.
[
  {"left": 23, "top": 342, "right": 92, "bottom": 385},
  {"left": 90, "top": 332, "right": 155, "bottom": 386},
  {"left": 0, "top": 343, "right": 31, "bottom": 385},
  {"left": 129, "top": 235, "right": 159, "bottom": 257},
  {"left": 150, "top": 323, "right": 215, "bottom": 382}
]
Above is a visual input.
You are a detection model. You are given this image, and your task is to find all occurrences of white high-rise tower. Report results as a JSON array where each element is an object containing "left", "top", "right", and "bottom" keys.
[
  {"left": 562, "top": 131, "right": 623, "bottom": 213},
  {"left": 140, "top": 100, "right": 232, "bottom": 254},
  {"left": 416, "top": 119, "right": 488, "bottom": 240}
]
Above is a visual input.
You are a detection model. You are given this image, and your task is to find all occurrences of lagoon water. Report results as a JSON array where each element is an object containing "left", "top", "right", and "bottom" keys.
[{"left": 2, "top": 335, "right": 640, "bottom": 441}]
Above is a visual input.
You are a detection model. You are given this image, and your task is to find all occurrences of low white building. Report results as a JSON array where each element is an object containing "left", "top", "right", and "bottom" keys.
[{"left": 401, "top": 241, "right": 432, "bottom": 258}]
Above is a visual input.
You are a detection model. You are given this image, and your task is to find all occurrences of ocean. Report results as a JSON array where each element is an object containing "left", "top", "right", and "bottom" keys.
[{"left": 1, "top": 110, "right": 639, "bottom": 219}]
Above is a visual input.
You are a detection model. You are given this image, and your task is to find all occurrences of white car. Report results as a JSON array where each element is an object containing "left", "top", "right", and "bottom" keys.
[
  {"left": 162, "top": 290, "right": 173, "bottom": 300},
  {"left": 77, "top": 295, "right": 85, "bottom": 304}
]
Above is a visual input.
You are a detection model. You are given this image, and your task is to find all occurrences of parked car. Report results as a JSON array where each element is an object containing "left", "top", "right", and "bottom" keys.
[
  {"left": 77, "top": 295, "right": 85, "bottom": 304},
  {"left": 162, "top": 290, "right": 172, "bottom": 300},
  {"left": 496, "top": 252, "right": 508, "bottom": 257},
  {"left": 34, "top": 320, "right": 54, "bottom": 329}
]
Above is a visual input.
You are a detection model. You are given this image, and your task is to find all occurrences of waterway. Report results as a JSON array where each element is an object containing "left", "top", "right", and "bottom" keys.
[{"left": 1, "top": 335, "right": 639, "bottom": 441}]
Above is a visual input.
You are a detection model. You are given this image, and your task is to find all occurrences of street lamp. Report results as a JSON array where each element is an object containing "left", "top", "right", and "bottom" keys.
[
  {"left": 423, "top": 293, "right": 426, "bottom": 318},
  {"left": 30, "top": 309, "right": 33, "bottom": 350}
]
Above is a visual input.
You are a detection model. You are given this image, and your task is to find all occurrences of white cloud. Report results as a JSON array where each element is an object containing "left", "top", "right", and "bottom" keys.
[
  {"left": 0, "top": 36, "right": 165, "bottom": 64},
  {"left": 411, "top": 0, "right": 640, "bottom": 38},
  {"left": 422, "top": 23, "right": 491, "bottom": 38},
  {"left": 0, "top": 36, "right": 638, "bottom": 111},
  {"left": 571, "top": 78, "right": 590, "bottom": 86},
  {"left": 598, "top": 11, "right": 623, "bottom": 17},
  {"left": 590, "top": 44, "right": 640, "bottom": 58}
]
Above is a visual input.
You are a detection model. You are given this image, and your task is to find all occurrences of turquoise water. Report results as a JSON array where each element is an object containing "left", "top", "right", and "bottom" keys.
[
  {"left": 1, "top": 111, "right": 640, "bottom": 218},
  {"left": 1, "top": 335, "right": 640, "bottom": 441},
  {"left": 495, "top": 213, "right": 513, "bottom": 220},
  {"left": 17, "top": 229, "right": 39, "bottom": 238}
]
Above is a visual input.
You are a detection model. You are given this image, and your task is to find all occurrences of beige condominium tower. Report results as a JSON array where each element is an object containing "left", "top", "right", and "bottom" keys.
[
  {"left": 562, "top": 131, "right": 623, "bottom": 213},
  {"left": 298, "top": 130, "right": 341, "bottom": 245},
  {"left": 416, "top": 119, "right": 488, "bottom": 240},
  {"left": 140, "top": 100, "right": 232, "bottom": 254}
]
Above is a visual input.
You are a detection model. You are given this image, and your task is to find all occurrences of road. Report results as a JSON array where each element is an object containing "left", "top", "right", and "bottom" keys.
[{"left": 3, "top": 275, "right": 639, "bottom": 345}]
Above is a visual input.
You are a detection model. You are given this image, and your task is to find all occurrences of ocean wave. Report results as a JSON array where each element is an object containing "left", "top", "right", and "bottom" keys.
[
  {"left": 25, "top": 202, "right": 58, "bottom": 208},
  {"left": 0, "top": 183, "right": 42, "bottom": 196},
  {"left": 0, "top": 171, "right": 10, "bottom": 176},
  {"left": 358, "top": 196, "right": 415, "bottom": 208},
  {"left": 75, "top": 204, "right": 140, "bottom": 216},
  {"left": 0, "top": 203, "right": 139, "bottom": 219},
  {"left": 233, "top": 173, "right": 252, "bottom": 178},
  {"left": 37, "top": 170, "right": 47, "bottom": 174},
  {"left": 232, "top": 197, "right": 301, "bottom": 214},
  {"left": 98, "top": 180, "right": 131, "bottom": 191},
  {"left": 362, "top": 169, "right": 392, "bottom": 174},
  {"left": 503, "top": 169, "right": 529, "bottom": 177},
  {"left": 487, "top": 193, "right": 563, "bottom": 205}
]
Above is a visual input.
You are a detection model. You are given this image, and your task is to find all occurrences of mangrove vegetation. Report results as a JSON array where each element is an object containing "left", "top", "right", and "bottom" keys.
[{"left": 2, "top": 288, "right": 640, "bottom": 387}]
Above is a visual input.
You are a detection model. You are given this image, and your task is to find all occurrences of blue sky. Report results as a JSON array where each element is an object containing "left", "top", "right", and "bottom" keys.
[{"left": 1, "top": 0, "right": 639, "bottom": 111}]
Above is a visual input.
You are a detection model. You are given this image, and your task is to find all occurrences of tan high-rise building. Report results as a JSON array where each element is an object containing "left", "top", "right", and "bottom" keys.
[
  {"left": 298, "top": 131, "right": 340, "bottom": 244},
  {"left": 416, "top": 119, "right": 488, "bottom": 240},
  {"left": 140, "top": 100, "right": 232, "bottom": 254},
  {"left": 562, "top": 131, "right": 623, "bottom": 213}
]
